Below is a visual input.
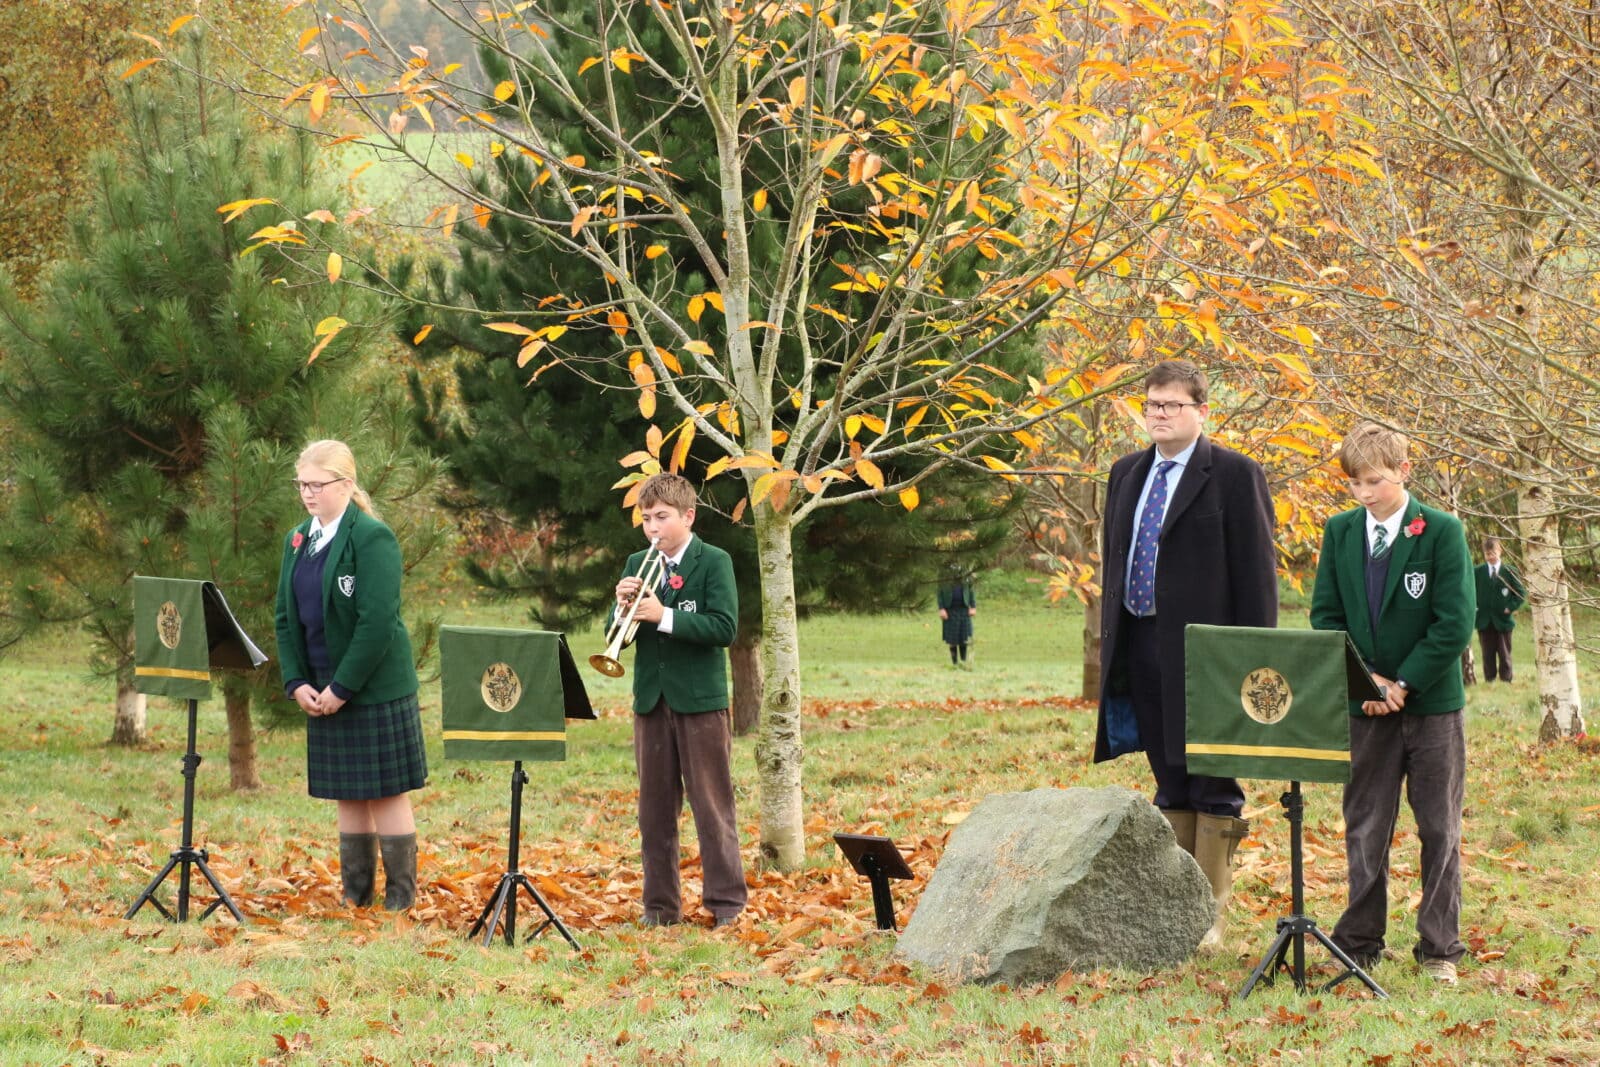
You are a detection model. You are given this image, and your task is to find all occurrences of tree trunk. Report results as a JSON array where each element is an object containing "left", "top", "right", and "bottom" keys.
[
  {"left": 111, "top": 675, "right": 147, "bottom": 746},
  {"left": 224, "top": 679, "right": 262, "bottom": 791},
  {"left": 730, "top": 633, "right": 762, "bottom": 736},
  {"left": 1517, "top": 479, "right": 1585, "bottom": 740},
  {"left": 1081, "top": 589, "right": 1102, "bottom": 701},
  {"left": 752, "top": 505, "right": 804, "bottom": 870}
]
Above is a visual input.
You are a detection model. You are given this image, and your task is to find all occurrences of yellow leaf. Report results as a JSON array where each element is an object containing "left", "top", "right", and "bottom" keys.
[
  {"left": 454, "top": 152, "right": 475, "bottom": 168},
  {"left": 121, "top": 58, "right": 163, "bottom": 80},
  {"left": 314, "top": 316, "right": 348, "bottom": 337},
  {"left": 753, "top": 189, "right": 769, "bottom": 212},
  {"left": 326, "top": 252, "right": 342, "bottom": 284},
  {"left": 704, "top": 292, "right": 724, "bottom": 312},
  {"left": 577, "top": 57, "right": 601, "bottom": 76},
  {"left": 687, "top": 295, "right": 706, "bottom": 323},
  {"left": 671, "top": 421, "right": 695, "bottom": 474},
  {"left": 898, "top": 486, "right": 920, "bottom": 511},
  {"left": 638, "top": 389, "right": 656, "bottom": 419},
  {"left": 705, "top": 456, "right": 732, "bottom": 480},
  {"left": 485, "top": 321, "right": 537, "bottom": 337},
  {"left": 685, "top": 340, "right": 714, "bottom": 356},
  {"left": 904, "top": 405, "right": 928, "bottom": 431},
  {"left": 167, "top": 14, "right": 197, "bottom": 34},
  {"left": 645, "top": 244, "right": 668, "bottom": 259},
  {"left": 788, "top": 76, "right": 807, "bottom": 110},
  {"left": 296, "top": 26, "right": 321, "bottom": 53},
  {"left": 856, "top": 458, "right": 885, "bottom": 489},
  {"left": 309, "top": 85, "right": 329, "bottom": 122},
  {"left": 494, "top": 80, "right": 515, "bottom": 102},
  {"left": 620, "top": 450, "right": 654, "bottom": 468},
  {"left": 542, "top": 324, "right": 569, "bottom": 341},
  {"left": 216, "top": 198, "right": 275, "bottom": 223},
  {"left": 845, "top": 415, "right": 862, "bottom": 439},
  {"left": 412, "top": 324, "right": 433, "bottom": 344}
]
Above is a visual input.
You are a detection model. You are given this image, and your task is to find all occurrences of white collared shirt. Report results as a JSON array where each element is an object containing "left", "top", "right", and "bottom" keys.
[
  {"left": 1364, "top": 491, "right": 1410, "bottom": 557},
  {"left": 1123, "top": 438, "right": 1198, "bottom": 609},
  {"left": 655, "top": 535, "right": 694, "bottom": 635},
  {"left": 308, "top": 512, "right": 343, "bottom": 554}
]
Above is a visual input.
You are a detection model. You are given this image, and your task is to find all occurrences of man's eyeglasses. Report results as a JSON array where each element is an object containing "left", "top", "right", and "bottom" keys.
[
  {"left": 1144, "top": 401, "right": 1201, "bottom": 417},
  {"left": 293, "top": 477, "right": 348, "bottom": 495}
]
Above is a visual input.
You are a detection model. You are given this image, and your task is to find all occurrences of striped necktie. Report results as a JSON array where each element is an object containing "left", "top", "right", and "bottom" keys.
[{"left": 1371, "top": 524, "right": 1390, "bottom": 561}]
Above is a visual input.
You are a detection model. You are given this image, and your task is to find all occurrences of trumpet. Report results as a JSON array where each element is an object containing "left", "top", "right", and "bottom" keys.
[{"left": 590, "top": 538, "right": 668, "bottom": 677}]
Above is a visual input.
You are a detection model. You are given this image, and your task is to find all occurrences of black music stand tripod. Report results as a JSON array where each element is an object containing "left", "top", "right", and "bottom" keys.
[
  {"left": 125, "top": 698, "right": 244, "bottom": 924},
  {"left": 468, "top": 761, "right": 578, "bottom": 949},
  {"left": 1239, "top": 781, "right": 1385, "bottom": 998}
]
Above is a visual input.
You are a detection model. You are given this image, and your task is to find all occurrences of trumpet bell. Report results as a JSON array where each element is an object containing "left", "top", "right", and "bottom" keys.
[{"left": 589, "top": 653, "right": 627, "bottom": 678}]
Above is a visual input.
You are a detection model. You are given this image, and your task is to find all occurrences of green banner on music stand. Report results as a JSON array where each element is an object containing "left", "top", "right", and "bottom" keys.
[
  {"left": 441, "top": 627, "right": 595, "bottom": 761},
  {"left": 1184, "top": 625, "right": 1376, "bottom": 785},
  {"left": 134, "top": 577, "right": 268, "bottom": 701}
]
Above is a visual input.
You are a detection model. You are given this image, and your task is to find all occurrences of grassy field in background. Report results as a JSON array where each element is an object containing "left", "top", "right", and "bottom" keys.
[{"left": 2, "top": 578, "right": 1599, "bottom": 1064}]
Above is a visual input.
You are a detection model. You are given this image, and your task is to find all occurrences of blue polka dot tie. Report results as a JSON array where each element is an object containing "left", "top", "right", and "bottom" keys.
[{"left": 1126, "top": 460, "right": 1176, "bottom": 616}]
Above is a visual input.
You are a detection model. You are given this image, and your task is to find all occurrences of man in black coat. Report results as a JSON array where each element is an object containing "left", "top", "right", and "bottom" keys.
[{"left": 1095, "top": 359, "right": 1278, "bottom": 948}]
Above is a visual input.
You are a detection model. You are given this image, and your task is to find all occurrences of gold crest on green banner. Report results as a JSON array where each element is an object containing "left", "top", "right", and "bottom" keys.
[
  {"left": 1184, "top": 625, "right": 1363, "bottom": 784},
  {"left": 441, "top": 627, "right": 594, "bottom": 761},
  {"left": 133, "top": 577, "right": 269, "bottom": 701}
]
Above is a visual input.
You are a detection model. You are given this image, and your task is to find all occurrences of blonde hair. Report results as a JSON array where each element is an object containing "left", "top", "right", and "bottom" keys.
[
  {"left": 1337, "top": 422, "right": 1409, "bottom": 478},
  {"left": 637, "top": 472, "right": 697, "bottom": 513},
  {"left": 298, "top": 439, "right": 378, "bottom": 518}
]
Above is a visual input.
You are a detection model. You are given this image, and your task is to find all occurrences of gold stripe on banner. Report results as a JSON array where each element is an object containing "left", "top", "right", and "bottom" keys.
[
  {"left": 135, "top": 666, "right": 211, "bottom": 681},
  {"left": 441, "top": 730, "right": 565, "bottom": 742},
  {"left": 1186, "top": 743, "right": 1350, "bottom": 762}
]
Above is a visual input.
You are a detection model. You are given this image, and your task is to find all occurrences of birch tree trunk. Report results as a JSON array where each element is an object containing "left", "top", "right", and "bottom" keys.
[
  {"left": 1504, "top": 174, "right": 1584, "bottom": 740},
  {"left": 111, "top": 675, "right": 147, "bottom": 746},
  {"left": 752, "top": 506, "right": 804, "bottom": 869},
  {"left": 1517, "top": 478, "right": 1585, "bottom": 739}
]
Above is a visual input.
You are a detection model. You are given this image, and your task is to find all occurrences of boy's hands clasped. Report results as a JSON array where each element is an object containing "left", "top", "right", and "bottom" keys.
[{"left": 1363, "top": 673, "right": 1409, "bottom": 717}]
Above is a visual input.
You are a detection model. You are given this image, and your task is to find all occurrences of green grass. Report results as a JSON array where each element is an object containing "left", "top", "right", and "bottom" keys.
[{"left": 2, "top": 584, "right": 1599, "bottom": 1064}]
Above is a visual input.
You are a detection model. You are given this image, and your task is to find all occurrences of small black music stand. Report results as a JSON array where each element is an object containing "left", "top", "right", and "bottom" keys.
[
  {"left": 125, "top": 577, "right": 267, "bottom": 924},
  {"left": 125, "top": 697, "right": 245, "bottom": 923},
  {"left": 834, "top": 833, "right": 914, "bottom": 930},
  {"left": 468, "top": 761, "right": 579, "bottom": 949}
]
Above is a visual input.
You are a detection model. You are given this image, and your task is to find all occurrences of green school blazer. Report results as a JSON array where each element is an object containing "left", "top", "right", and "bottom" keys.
[
  {"left": 1474, "top": 562, "right": 1525, "bottom": 633},
  {"left": 274, "top": 503, "right": 418, "bottom": 704},
  {"left": 615, "top": 535, "right": 737, "bottom": 715},
  {"left": 1309, "top": 497, "right": 1475, "bottom": 716}
]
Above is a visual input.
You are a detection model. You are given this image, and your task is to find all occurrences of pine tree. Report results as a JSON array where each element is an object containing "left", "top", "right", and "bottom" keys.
[
  {"left": 0, "top": 50, "right": 443, "bottom": 783},
  {"left": 395, "top": 4, "right": 1025, "bottom": 729}
]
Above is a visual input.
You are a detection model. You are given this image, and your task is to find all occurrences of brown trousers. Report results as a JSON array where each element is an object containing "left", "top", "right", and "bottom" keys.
[
  {"left": 1333, "top": 709, "right": 1466, "bottom": 965},
  {"left": 633, "top": 701, "right": 747, "bottom": 922}
]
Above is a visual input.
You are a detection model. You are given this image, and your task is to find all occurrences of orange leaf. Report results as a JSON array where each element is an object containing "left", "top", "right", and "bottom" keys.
[
  {"left": 167, "top": 14, "right": 197, "bottom": 34},
  {"left": 898, "top": 485, "right": 920, "bottom": 510},
  {"left": 412, "top": 324, "right": 433, "bottom": 344},
  {"left": 671, "top": 421, "right": 695, "bottom": 474},
  {"left": 121, "top": 58, "right": 163, "bottom": 80}
]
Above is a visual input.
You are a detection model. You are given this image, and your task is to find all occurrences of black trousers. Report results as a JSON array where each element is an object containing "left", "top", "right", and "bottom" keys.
[
  {"left": 1478, "top": 628, "right": 1513, "bottom": 682},
  {"left": 1125, "top": 612, "right": 1245, "bottom": 816}
]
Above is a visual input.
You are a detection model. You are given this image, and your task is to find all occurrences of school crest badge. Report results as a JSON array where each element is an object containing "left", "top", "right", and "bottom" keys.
[
  {"left": 480, "top": 662, "right": 522, "bottom": 713},
  {"left": 678, "top": 600, "right": 697, "bottom": 613},
  {"left": 156, "top": 601, "right": 183, "bottom": 650},
  {"left": 1404, "top": 572, "right": 1426, "bottom": 599},
  {"left": 1240, "top": 667, "right": 1292, "bottom": 725},
  {"left": 338, "top": 575, "right": 355, "bottom": 597}
]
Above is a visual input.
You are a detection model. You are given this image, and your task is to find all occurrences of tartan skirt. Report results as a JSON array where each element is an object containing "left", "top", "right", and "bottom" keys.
[{"left": 305, "top": 690, "right": 429, "bottom": 800}]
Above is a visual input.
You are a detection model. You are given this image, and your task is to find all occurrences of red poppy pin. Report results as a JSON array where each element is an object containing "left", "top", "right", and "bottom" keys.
[
  {"left": 668, "top": 574, "right": 685, "bottom": 590},
  {"left": 1405, "top": 516, "right": 1426, "bottom": 538},
  {"left": 292, "top": 531, "right": 305, "bottom": 550}
]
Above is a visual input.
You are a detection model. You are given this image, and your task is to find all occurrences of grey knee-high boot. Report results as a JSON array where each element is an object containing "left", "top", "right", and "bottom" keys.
[
  {"left": 379, "top": 833, "right": 418, "bottom": 911},
  {"left": 339, "top": 832, "right": 379, "bottom": 907}
]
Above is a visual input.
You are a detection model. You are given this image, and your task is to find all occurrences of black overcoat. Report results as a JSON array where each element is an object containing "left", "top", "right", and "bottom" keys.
[{"left": 1094, "top": 435, "right": 1279, "bottom": 765}]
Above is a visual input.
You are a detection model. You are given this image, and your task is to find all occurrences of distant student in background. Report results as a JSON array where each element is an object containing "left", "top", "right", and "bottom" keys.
[
  {"left": 937, "top": 572, "right": 977, "bottom": 669},
  {"left": 1474, "top": 537, "right": 1526, "bottom": 683}
]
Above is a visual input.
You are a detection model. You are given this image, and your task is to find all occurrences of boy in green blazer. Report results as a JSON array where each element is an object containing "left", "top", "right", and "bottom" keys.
[
  {"left": 612, "top": 473, "right": 745, "bottom": 928},
  {"left": 1474, "top": 537, "right": 1526, "bottom": 682},
  {"left": 1310, "top": 423, "right": 1475, "bottom": 984}
]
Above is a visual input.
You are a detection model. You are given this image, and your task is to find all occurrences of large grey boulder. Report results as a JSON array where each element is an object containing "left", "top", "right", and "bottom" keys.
[{"left": 897, "top": 786, "right": 1214, "bottom": 985}]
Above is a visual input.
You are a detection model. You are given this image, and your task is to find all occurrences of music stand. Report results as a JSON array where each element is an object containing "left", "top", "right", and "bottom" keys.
[
  {"left": 1184, "top": 625, "right": 1388, "bottom": 998},
  {"left": 125, "top": 577, "right": 267, "bottom": 923},
  {"left": 440, "top": 627, "right": 594, "bottom": 948},
  {"left": 834, "top": 833, "right": 914, "bottom": 930}
]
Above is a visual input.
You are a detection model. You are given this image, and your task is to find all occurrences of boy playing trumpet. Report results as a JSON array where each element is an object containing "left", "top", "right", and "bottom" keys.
[{"left": 612, "top": 474, "right": 746, "bottom": 928}]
